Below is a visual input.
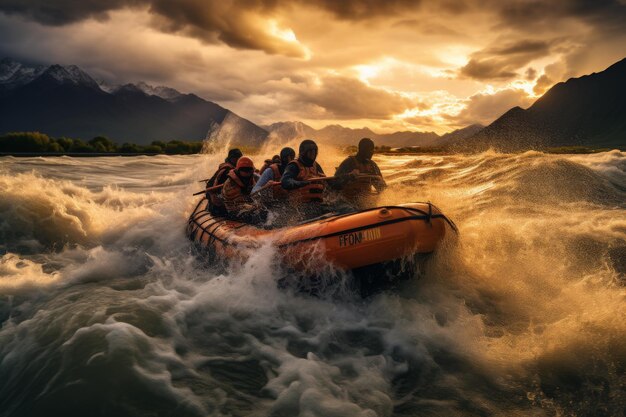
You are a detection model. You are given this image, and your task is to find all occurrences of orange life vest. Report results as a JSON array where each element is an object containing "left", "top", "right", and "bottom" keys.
[
  {"left": 290, "top": 159, "right": 325, "bottom": 203},
  {"left": 269, "top": 163, "right": 289, "bottom": 199},
  {"left": 207, "top": 162, "right": 234, "bottom": 207},
  {"left": 222, "top": 170, "right": 256, "bottom": 214}
]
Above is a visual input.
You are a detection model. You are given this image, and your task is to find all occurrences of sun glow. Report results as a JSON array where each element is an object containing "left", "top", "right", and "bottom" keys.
[
  {"left": 510, "top": 79, "right": 539, "bottom": 98},
  {"left": 393, "top": 90, "right": 467, "bottom": 130},
  {"left": 267, "top": 20, "right": 298, "bottom": 43},
  {"left": 354, "top": 64, "right": 380, "bottom": 84}
]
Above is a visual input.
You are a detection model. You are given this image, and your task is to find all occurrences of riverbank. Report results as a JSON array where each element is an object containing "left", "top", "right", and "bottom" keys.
[{"left": 0, "top": 152, "right": 168, "bottom": 157}]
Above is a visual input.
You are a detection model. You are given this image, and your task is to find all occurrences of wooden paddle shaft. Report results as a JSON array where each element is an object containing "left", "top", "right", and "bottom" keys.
[
  {"left": 194, "top": 174, "right": 380, "bottom": 196},
  {"left": 193, "top": 183, "right": 224, "bottom": 196},
  {"left": 309, "top": 174, "right": 380, "bottom": 182}
]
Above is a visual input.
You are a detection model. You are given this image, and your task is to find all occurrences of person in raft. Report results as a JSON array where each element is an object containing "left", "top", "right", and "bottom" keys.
[
  {"left": 205, "top": 148, "right": 243, "bottom": 215},
  {"left": 281, "top": 139, "right": 328, "bottom": 218},
  {"left": 222, "top": 156, "right": 267, "bottom": 223},
  {"left": 259, "top": 154, "right": 280, "bottom": 175},
  {"left": 251, "top": 146, "right": 296, "bottom": 205},
  {"left": 334, "top": 137, "right": 387, "bottom": 208}
]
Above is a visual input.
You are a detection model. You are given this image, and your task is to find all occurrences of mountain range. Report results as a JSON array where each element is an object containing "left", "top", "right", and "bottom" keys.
[
  {"left": 0, "top": 58, "right": 267, "bottom": 145},
  {"left": 0, "top": 58, "right": 482, "bottom": 148},
  {"left": 256, "top": 121, "right": 484, "bottom": 148},
  {"left": 462, "top": 57, "right": 626, "bottom": 151},
  {"left": 1, "top": 57, "right": 625, "bottom": 150}
]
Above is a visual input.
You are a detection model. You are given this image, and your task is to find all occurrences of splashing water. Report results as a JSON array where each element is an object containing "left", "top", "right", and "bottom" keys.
[{"left": 0, "top": 150, "right": 624, "bottom": 417}]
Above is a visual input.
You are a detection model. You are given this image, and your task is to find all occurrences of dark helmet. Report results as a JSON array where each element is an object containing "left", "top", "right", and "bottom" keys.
[
  {"left": 358, "top": 138, "right": 375, "bottom": 152},
  {"left": 299, "top": 139, "right": 318, "bottom": 154},
  {"left": 227, "top": 148, "right": 243, "bottom": 162},
  {"left": 280, "top": 147, "right": 296, "bottom": 161},
  {"left": 357, "top": 137, "right": 375, "bottom": 160}
]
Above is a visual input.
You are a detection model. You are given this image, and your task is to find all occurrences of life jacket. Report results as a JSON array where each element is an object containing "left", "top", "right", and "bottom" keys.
[
  {"left": 341, "top": 156, "right": 381, "bottom": 200},
  {"left": 289, "top": 159, "right": 325, "bottom": 203},
  {"left": 222, "top": 170, "right": 256, "bottom": 214},
  {"left": 269, "top": 163, "right": 289, "bottom": 199},
  {"left": 207, "top": 162, "right": 234, "bottom": 207}
]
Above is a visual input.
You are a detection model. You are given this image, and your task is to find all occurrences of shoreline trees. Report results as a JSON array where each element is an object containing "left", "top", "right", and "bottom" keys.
[{"left": 0, "top": 132, "right": 203, "bottom": 155}]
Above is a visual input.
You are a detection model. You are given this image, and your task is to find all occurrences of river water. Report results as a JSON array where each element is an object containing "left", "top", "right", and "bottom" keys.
[{"left": 0, "top": 149, "right": 624, "bottom": 416}]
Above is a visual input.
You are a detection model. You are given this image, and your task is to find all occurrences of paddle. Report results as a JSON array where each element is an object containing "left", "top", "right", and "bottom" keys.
[
  {"left": 309, "top": 174, "right": 381, "bottom": 182},
  {"left": 192, "top": 183, "right": 224, "bottom": 196},
  {"left": 308, "top": 175, "right": 336, "bottom": 182},
  {"left": 193, "top": 174, "right": 382, "bottom": 196}
]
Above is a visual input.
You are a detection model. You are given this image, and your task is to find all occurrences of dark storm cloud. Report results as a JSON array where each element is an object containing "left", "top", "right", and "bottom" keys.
[
  {"left": 298, "top": 0, "right": 423, "bottom": 20},
  {"left": 1, "top": 0, "right": 624, "bottom": 59},
  {"left": 0, "top": 0, "right": 424, "bottom": 57},
  {"left": 0, "top": 0, "right": 140, "bottom": 25},
  {"left": 147, "top": 1, "right": 308, "bottom": 57},
  {"left": 497, "top": 0, "right": 626, "bottom": 31},
  {"left": 460, "top": 40, "right": 552, "bottom": 80},
  {"left": 0, "top": 0, "right": 310, "bottom": 57}
]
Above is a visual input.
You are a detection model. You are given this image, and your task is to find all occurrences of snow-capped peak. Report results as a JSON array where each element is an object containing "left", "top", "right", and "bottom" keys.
[
  {"left": 0, "top": 59, "right": 187, "bottom": 98},
  {"left": 135, "top": 81, "right": 183, "bottom": 100},
  {"left": 0, "top": 58, "right": 21, "bottom": 82},
  {"left": 42, "top": 64, "right": 100, "bottom": 89},
  {"left": 0, "top": 58, "right": 47, "bottom": 89}
]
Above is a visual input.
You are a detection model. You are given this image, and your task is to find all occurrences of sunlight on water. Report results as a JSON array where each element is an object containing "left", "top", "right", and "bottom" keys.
[{"left": 0, "top": 149, "right": 625, "bottom": 416}]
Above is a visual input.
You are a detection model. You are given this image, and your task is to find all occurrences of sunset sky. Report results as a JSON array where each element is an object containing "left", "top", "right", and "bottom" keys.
[{"left": 1, "top": 0, "right": 625, "bottom": 134}]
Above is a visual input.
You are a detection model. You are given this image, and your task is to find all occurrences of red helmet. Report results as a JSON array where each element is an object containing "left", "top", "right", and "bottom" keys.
[{"left": 236, "top": 156, "right": 255, "bottom": 170}]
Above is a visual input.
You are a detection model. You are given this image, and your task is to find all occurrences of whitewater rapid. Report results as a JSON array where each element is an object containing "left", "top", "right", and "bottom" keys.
[{"left": 0, "top": 149, "right": 624, "bottom": 416}]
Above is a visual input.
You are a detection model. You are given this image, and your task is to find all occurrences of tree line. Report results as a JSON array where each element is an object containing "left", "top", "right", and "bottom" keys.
[{"left": 0, "top": 132, "right": 204, "bottom": 154}]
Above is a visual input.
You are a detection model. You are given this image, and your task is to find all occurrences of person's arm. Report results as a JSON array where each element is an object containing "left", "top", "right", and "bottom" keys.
[
  {"left": 216, "top": 168, "right": 230, "bottom": 186},
  {"left": 371, "top": 161, "right": 387, "bottom": 192},
  {"left": 331, "top": 158, "right": 356, "bottom": 189},
  {"left": 281, "top": 163, "right": 309, "bottom": 190},
  {"left": 315, "top": 162, "right": 326, "bottom": 176},
  {"left": 252, "top": 168, "right": 274, "bottom": 193},
  {"left": 334, "top": 157, "right": 355, "bottom": 177}
]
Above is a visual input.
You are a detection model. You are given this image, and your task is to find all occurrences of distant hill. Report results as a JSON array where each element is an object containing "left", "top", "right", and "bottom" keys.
[
  {"left": 438, "top": 124, "right": 484, "bottom": 146},
  {"left": 263, "top": 121, "right": 476, "bottom": 148},
  {"left": 0, "top": 58, "right": 267, "bottom": 145},
  {"left": 462, "top": 57, "right": 626, "bottom": 151}
]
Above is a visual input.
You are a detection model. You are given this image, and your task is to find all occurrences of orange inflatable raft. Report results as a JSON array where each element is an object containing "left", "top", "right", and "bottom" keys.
[{"left": 186, "top": 198, "right": 456, "bottom": 277}]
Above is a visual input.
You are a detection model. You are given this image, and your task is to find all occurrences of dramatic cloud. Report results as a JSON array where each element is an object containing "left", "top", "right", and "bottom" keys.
[
  {"left": 450, "top": 87, "right": 535, "bottom": 126},
  {"left": 533, "top": 60, "right": 568, "bottom": 95},
  {"left": 148, "top": 1, "right": 310, "bottom": 58},
  {"left": 525, "top": 67, "right": 537, "bottom": 80},
  {"left": 0, "top": 0, "right": 137, "bottom": 25},
  {"left": 0, "top": 0, "right": 310, "bottom": 57},
  {"left": 235, "top": 74, "right": 416, "bottom": 121},
  {"left": 290, "top": 75, "right": 414, "bottom": 119},
  {"left": 0, "top": 0, "right": 624, "bottom": 133},
  {"left": 496, "top": 0, "right": 626, "bottom": 32},
  {"left": 1, "top": 1, "right": 625, "bottom": 59},
  {"left": 460, "top": 40, "right": 552, "bottom": 80}
]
